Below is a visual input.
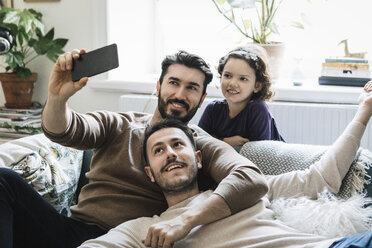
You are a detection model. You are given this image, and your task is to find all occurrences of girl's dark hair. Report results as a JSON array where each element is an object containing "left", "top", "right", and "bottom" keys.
[
  {"left": 217, "top": 45, "right": 274, "bottom": 101},
  {"left": 159, "top": 50, "right": 213, "bottom": 95},
  {"left": 143, "top": 119, "right": 196, "bottom": 165}
]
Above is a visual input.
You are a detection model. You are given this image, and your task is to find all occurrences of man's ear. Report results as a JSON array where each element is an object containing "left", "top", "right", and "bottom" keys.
[
  {"left": 195, "top": 150, "right": 202, "bottom": 169},
  {"left": 198, "top": 93, "right": 207, "bottom": 108},
  {"left": 144, "top": 166, "right": 155, "bottom": 183},
  {"left": 156, "top": 81, "right": 160, "bottom": 97},
  {"left": 253, "top": 82, "right": 263, "bottom": 93}
]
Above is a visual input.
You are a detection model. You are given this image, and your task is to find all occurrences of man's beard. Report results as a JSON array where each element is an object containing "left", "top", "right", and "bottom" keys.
[
  {"left": 151, "top": 158, "right": 199, "bottom": 194},
  {"left": 157, "top": 90, "right": 200, "bottom": 123}
]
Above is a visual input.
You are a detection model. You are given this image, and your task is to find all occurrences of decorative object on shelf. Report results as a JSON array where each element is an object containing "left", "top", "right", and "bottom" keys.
[
  {"left": 0, "top": 7, "right": 68, "bottom": 109},
  {"left": 338, "top": 39, "right": 367, "bottom": 59},
  {"left": 211, "top": 0, "right": 311, "bottom": 79}
]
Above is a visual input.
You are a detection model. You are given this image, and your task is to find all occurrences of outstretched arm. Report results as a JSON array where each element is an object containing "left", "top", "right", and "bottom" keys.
[
  {"left": 267, "top": 81, "right": 372, "bottom": 200},
  {"left": 42, "top": 49, "right": 89, "bottom": 134}
]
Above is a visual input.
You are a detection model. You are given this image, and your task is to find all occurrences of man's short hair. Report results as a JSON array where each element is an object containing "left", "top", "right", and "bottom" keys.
[
  {"left": 158, "top": 50, "right": 213, "bottom": 95},
  {"left": 143, "top": 119, "right": 196, "bottom": 165}
]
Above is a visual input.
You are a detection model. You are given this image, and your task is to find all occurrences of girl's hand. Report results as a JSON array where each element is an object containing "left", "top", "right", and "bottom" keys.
[
  {"left": 48, "top": 49, "right": 89, "bottom": 101},
  {"left": 223, "top": 135, "right": 249, "bottom": 146},
  {"left": 358, "top": 81, "right": 372, "bottom": 106},
  {"left": 355, "top": 81, "right": 372, "bottom": 126}
]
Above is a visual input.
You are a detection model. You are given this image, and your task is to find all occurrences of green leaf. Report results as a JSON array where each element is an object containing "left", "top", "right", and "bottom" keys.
[
  {"left": 46, "top": 38, "right": 68, "bottom": 62},
  {"left": 28, "top": 38, "right": 37, "bottom": 47},
  {"left": 4, "top": 51, "right": 25, "bottom": 69},
  {"left": 291, "top": 21, "right": 304, "bottom": 29},
  {"left": 3, "top": 9, "right": 20, "bottom": 25},
  {"left": 28, "top": 8, "right": 42, "bottom": 21},
  {"left": 1, "top": 23, "right": 18, "bottom": 37},
  {"left": 19, "top": 9, "right": 44, "bottom": 35},
  {"left": 17, "top": 28, "right": 28, "bottom": 47},
  {"left": 53, "top": 38, "right": 68, "bottom": 48},
  {"left": 32, "top": 37, "right": 50, "bottom": 55},
  {"left": 217, "top": 0, "right": 227, "bottom": 4},
  {"left": 15, "top": 67, "right": 32, "bottom": 81},
  {"left": 44, "top": 28, "right": 55, "bottom": 41},
  {"left": 243, "top": 19, "right": 251, "bottom": 29}
]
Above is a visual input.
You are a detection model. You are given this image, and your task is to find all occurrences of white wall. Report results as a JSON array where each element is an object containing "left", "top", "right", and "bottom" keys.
[{"left": 2, "top": 0, "right": 122, "bottom": 112}]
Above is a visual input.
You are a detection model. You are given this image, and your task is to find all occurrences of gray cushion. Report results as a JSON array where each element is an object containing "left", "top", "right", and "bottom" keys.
[{"left": 240, "top": 140, "right": 372, "bottom": 199}]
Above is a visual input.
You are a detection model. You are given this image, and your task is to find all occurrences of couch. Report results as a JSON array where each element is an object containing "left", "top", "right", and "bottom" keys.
[{"left": 1, "top": 133, "right": 372, "bottom": 238}]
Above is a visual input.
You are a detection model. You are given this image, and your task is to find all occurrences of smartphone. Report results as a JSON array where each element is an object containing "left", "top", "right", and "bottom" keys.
[{"left": 71, "top": 43, "right": 119, "bottom": 82}]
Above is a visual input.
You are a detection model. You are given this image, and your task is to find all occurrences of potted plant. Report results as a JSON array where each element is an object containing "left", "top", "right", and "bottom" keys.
[
  {"left": 211, "top": 0, "right": 308, "bottom": 78},
  {"left": 0, "top": 7, "right": 68, "bottom": 109}
]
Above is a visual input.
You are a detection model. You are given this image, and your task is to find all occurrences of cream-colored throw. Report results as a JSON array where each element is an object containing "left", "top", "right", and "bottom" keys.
[{"left": 271, "top": 191, "right": 372, "bottom": 238}]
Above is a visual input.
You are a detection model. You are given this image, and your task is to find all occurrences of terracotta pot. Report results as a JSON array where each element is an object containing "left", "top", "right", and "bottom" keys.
[
  {"left": 257, "top": 42, "right": 286, "bottom": 80},
  {"left": 0, "top": 73, "right": 38, "bottom": 109}
]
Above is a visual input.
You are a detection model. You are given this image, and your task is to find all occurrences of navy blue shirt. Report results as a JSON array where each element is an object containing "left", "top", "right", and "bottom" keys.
[{"left": 198, "top": 99, "right": 284, "bottom": 142}]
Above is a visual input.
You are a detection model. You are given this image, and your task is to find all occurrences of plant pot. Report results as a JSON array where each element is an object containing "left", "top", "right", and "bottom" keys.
[
  {"left": 257, "top": 42, "right": 286, "bottom": 80},
  {"left": 0, "top": 73, "right": 38, "bottom": 109}
]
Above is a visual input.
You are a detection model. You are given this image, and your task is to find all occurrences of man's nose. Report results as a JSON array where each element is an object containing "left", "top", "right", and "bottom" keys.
[
  {"left": 165, "top": 146, "right": 177, "bottom": 158},
  {"left": 174, "top": 87, "right": 187, "bottom": 100}
]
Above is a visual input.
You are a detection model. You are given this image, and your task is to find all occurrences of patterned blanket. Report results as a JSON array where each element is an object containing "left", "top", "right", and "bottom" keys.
[{"left": 0, "top": 134, "right": 83, "bottom": 216}]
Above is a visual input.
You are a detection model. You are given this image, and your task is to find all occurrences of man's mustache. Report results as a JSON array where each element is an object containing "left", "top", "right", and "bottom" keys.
[
  {"left": 167, "top": 99, "right": 189, "bottom": 111},
  {"left": 161, "top": 158, "right": 188, "bottom": 172}
]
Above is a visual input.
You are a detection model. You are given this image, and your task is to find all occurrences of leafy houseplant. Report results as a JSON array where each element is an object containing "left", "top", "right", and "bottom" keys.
[
  {"left": 211, "top": 0, "right": 307, "bottom": 44},
  {"left": 211, "top": 0, "right": 309, "bottom": 78},
  {"left": 0, "top": 7, "right": 67, "bottom": 108}
]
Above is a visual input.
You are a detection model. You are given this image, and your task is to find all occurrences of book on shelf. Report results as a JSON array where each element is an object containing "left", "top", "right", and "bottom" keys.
[
  {"left": 321, "top": 68, "right": 371, "bottom": 78},
  {"left": 322, "top": 62, "right": 369, "bottom": 70},
  {"left": 324, "top": 57, "right": 369, "bottom": 64},
  {"left": 318, "top": 76, "right": 371, "bottom": 87}
]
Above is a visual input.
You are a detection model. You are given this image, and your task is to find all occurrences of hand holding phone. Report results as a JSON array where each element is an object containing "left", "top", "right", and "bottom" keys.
[{"left": 71, "top": 44, "right": 119, "bottom": 82}]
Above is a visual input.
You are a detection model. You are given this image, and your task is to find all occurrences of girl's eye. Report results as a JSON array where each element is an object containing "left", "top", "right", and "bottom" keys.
[
  {"left": 240, "top": 77, "right": 248, "bottom": 81},
  {"left": 223, "top": 73, "right": 231, "bottom": 79}
]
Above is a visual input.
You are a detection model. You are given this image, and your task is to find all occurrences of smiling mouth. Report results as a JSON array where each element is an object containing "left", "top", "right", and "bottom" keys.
[
  {"left": 170, "top": 102, "right": 186, "bottom": 110},
  {"left": 162, "top": 162, "right": 186, "bottom": 172},
  {"left": 166, "top": 164, "right": 184, "bottom": 172},
  {"left": 227, "top": 89, "right": 239, "bottom": 94}
]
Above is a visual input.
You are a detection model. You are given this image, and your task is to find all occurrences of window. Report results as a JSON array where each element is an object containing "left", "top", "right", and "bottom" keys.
[{"left": 106, "top": 0, "right": 372, "bottom": 87}]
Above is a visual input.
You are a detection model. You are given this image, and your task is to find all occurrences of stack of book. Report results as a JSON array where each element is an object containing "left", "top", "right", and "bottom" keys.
[
  {"left": 318, "top": 57, "right": 371, "bottom": 87},
  {"left": 0, "top": 106, "right": 43, "bottom": 140}
]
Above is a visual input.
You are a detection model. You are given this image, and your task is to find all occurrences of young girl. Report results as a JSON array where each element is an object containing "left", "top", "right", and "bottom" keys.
[{"left": 198, "top": 45, "right": 284, "bottom": 148}]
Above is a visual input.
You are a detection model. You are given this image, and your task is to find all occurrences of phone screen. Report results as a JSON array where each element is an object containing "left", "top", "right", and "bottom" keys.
[{"left": 71, "top": 43, "right": 119, "bottom": 82}]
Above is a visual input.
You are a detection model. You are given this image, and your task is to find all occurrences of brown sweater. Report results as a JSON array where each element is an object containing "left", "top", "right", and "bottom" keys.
[{"left": 42, "top": 110, "right": 268, "bottom": 230}]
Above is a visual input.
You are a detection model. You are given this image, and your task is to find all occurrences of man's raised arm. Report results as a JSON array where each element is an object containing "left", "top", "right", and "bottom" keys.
[{"left": 42, "top": 49, "right": 89, "bottom": 134}]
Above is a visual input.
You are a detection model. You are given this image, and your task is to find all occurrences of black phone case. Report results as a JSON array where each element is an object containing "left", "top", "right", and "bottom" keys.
[{"left": 71, "top": 43, "right": 119, "bottom": 82}]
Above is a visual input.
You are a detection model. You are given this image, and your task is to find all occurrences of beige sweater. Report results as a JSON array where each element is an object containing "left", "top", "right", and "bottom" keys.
[
  {"left": 78, "top": 121, "right": 365, "bottom": 248},
  {"left": 42, "top": 111, "right": 268, "bottom": 230}
]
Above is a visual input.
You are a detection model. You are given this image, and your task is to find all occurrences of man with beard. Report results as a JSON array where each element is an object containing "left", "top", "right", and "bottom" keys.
[
  {"left": 0, "top": 49, "right": 268, "bottom": 248},
  {"left": 80, "top": 90, "right": 372, "bottom": 248}
]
